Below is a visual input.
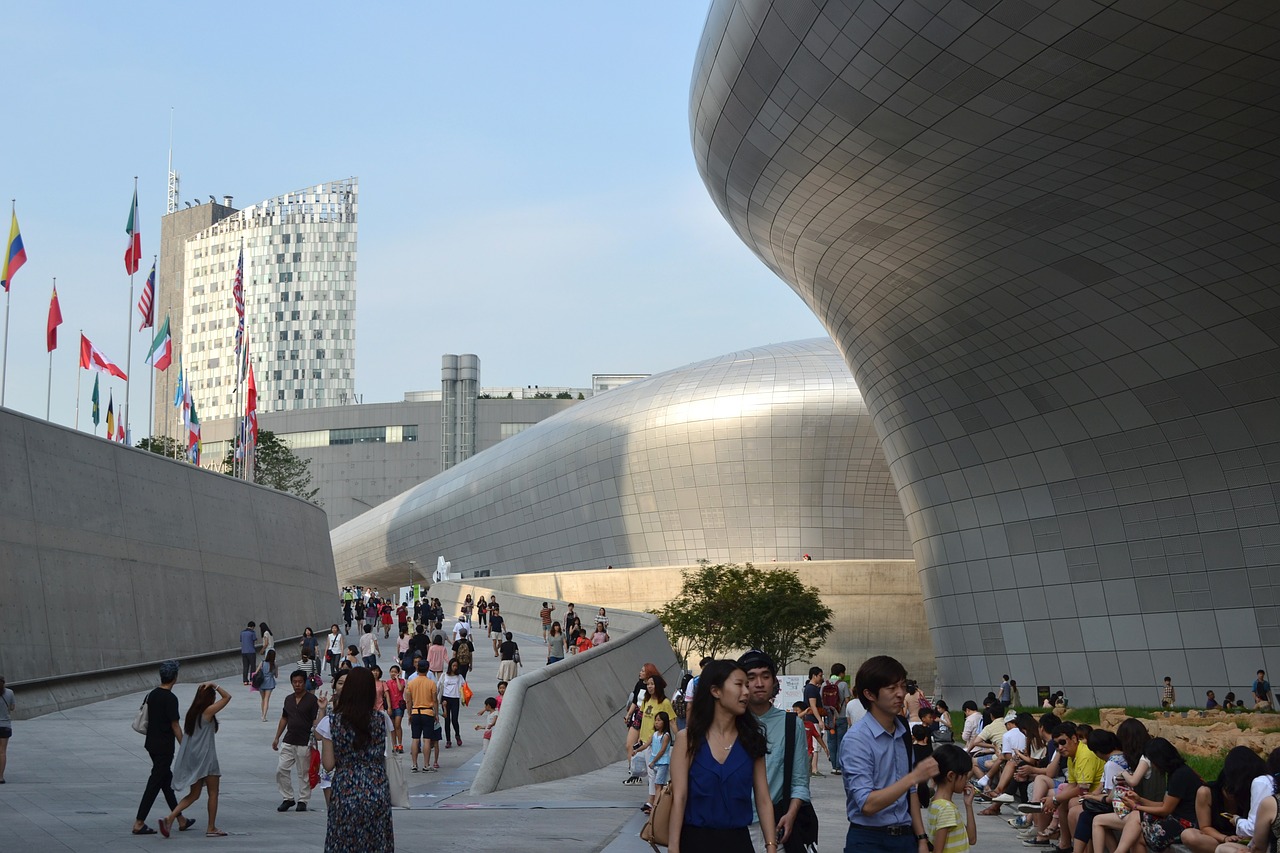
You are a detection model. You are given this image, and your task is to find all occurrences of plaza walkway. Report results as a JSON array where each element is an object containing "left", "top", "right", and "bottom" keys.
[{"left": 0, "top": 616, "right": 1028, "bottom": 852}]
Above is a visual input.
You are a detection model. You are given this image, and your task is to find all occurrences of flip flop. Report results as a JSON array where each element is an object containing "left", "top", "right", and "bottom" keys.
[
  {"left": 206, "top": 830, "right": 229, "bottom": 837},
  {"left": 132, "top": 826, "right": 158, "bottom": 835},
  {"left": 179, "top": 817, "right": 197, "bottom": 832},
  {"left": 157, "top": 818, "right": 171, "bottom": 838}
]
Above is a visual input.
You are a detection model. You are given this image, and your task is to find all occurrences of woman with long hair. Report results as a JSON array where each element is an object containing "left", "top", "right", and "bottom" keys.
[
  {"left": 1113, "top": 738, "right": 1204, "bottom": 853},
  {"left": 259, "top": 622, "right": 274, "bottom": 658},
  {"left": 546, "top": 621, "right": 565, "bottom": 665},
  {"left": 623, "top": 663, "right": 660, "bottom": 784},
  {"left": 439, "top": 658, "right": 464, "bottom": 748},
  {"left": 667, "top": 659, "right": 775, "bottom": 853},
  {"left": 258, "top": 648, "right": 278, "bottom": 721},
  {"left": 638, "top": 673, "right": 676, "bottom": 757},
  {"left": 326, "top": 624, "right": 344, "bottom": 676},
  {"left": 300, "top": 626, "right": 317, "bottom": 660},
  {"left": 322, "top": 667, "right": 392, "bottom": 853},
  {"left": 1182, "top": 746, "right": 1269, "bottom": 853},
  {"left": 160, "top": 682, "right": 231, "bottom": 837}
]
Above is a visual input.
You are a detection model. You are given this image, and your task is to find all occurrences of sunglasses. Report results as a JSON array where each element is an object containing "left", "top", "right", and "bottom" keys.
[{"left": 1055, "top": 739, "right": 1070, "bottom": 746}]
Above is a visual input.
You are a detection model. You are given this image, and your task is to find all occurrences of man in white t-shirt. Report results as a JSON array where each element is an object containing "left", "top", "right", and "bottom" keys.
[
  {"left": 985, "top": 711, "right": 1026, "bottom": 809},
  {"left": 682, "top": 657, "right": 713, "bottom": 722}
]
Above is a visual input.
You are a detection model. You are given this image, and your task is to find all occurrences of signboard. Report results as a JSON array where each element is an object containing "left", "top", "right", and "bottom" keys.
[
  {"left": 775, "top": 675, "right": 806, "bottom": 712},
  {"left": 1037, "top": 685, "right": 1052, "bottom": 706}
]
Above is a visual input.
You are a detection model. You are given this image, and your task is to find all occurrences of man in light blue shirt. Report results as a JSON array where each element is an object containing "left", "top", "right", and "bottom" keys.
[
  {"left": 740, "top": 649, "right": 810, "bottom": 852},
  {"left": 840, "top": 655, "right": 937, "bottom": 853}
]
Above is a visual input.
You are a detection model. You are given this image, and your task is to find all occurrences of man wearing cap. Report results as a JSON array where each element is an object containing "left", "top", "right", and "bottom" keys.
[
  {"left": 739, "top": 649, "right": 811, "bottom": 852},
  {"left": 132, "top": 661, "right": 193, "bottom": 835},
  {"left": 975, "top": 711, "right": 1022, "bottom": 814}
]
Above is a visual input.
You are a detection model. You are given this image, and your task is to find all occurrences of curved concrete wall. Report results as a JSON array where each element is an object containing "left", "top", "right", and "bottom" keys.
[
  {"left": 465, "top": 561, "right": 935, "bottom": 686},
  {"left": 333, "top": 339, "right": 911, "bottom": 591},
  {"left": 431, "top": 581, "right": 681, "bottom": 793},
  {"left": 0, "top": 407, "right": 338, "bottom": 686},
  {"left": 691, "top": 0, "right": 1280, "bottom": 703}
]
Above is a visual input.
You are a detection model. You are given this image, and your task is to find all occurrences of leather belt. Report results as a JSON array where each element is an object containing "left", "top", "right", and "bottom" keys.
[{"left": 850, "top": 823, "right": 914, "bottom": 836}]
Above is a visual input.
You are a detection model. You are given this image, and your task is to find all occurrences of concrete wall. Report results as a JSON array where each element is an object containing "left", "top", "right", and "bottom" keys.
[
  {"left": 455, "top": 560, "right": 937, "bottom": 688},
  {"left": 430, "top": 581, "right": 681, "bottom": 793},
  {"left": 0, "top": 407, "right": 338, "bottom": 687}
]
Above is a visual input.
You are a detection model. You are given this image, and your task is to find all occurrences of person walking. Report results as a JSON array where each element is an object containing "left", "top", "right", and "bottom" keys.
[
  {"left": 257, "top": 649, "right": 279, "bottom": 721},
  {"left": 0, "top": 675, "right": 12, "bottom": 786},
  {"left": 667, "top": 659, "right": 776, "bottom": 853},
  {"left": 840, "top": 655, "right": 939, "bottom": 853},
  {"left": 440, "top": 659, "right": 464, "bottom": 749},
  {"left": 452, "top": 629, "right": 475, "bottom": 680},
  {"left": 160, "top": 682, "right": 231, "bottom": 838},
  {"left": 358, "top": 624, "right": 379, "bottom": 669},
  {"left": 272, "top": 670, "right": 319, "bottom": 812},
  {"left": 547, "top": 621, "right": 566, "bottom": 665},
  {"left": 259, "top": 622, "right": 274, "bottom": 659},
  {"left": 497, "top": 632, "right": 520, "bottom": 683},
  {"left": 131, "top": 661, "right": 194, "bottom": 835},
  {"left": 488, "top": 606, "right": 506, "bottom": 658},
  {"left": 326, "top": 624, "right": 344, "bottom": 677},
  {"left": 405, "top": 659, "right": 439, "bottom": 772},
  {"left": 240, "top": 621, "right": 258, "bottom": 684},
  {"left": 321, "top": 667, "right": 393, "bottom": 853},
  {"left": 739, "top": 649, "right": 812, "bottom": 850}
]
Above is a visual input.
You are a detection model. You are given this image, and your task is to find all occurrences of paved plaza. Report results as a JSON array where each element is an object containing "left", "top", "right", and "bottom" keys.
[{"left": 1, "top": 620, "right": 1026, "bottom": 852}]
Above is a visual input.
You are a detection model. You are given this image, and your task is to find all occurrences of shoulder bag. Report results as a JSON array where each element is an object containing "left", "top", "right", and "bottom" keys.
[
  {"left": 777, "top": 712, "right": 820, "bottom": 853},
  {"left": 383, "top": 712, "right": 409, "bottom": 808},
  {"left": 132, "top": 699, "right": 149, "bottom": 735},
  {"left": 639, "top": 781, "right": 673, "bottom": 851}
]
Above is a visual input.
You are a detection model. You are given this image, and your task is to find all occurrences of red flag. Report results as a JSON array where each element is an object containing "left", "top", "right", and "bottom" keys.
[
  {"left": 246, "top": 364, "right": 259, "bottom": 446},
  {"left": 79, "top": 334, "right": 129, "bottom": 380},
  {"left": 47, "top": 285, "right": 63, "bottom": 352},
  {"left": 116, "top": 420, "right": 126, "bottom": 443},
  {"left": 124, "top": 189, "right": 141, "bottom": 275}
]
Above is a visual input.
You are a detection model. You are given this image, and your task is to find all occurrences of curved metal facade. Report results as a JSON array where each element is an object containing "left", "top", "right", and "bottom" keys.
[
  {"left": 331, "top": 339, "right": 911, "bottom": 590},
  {"left": 692, "top": 0, "right": 1280, "bottom": 703}
]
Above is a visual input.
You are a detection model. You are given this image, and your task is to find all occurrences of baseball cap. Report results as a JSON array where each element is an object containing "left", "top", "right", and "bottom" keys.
[{"left": 737, "top": 649, "right": 777, "bottom": 676}]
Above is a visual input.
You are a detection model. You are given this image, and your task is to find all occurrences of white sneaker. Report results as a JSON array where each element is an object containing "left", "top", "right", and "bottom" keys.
[{"left": 993, "top": 793, "right": 1016, "bottom": 803}]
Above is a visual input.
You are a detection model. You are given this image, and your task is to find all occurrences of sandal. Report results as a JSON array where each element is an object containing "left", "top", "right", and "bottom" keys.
[
  {"left": 132, "top": 826, "right": 157, "bottom": 835},
  {"left": 979, "top": 805, "right": 1002, "bottom": 816},
  {"left": 179, "top": 817, "right": 197, "bottom": 832},
  {"left": 206, "top": 830, "right": 229, "bottom": 837}
]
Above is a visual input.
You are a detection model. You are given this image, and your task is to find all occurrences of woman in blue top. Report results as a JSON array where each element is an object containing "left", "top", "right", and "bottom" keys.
[{"left": 668, "top": 659, "right": 776, "bottom": 853}]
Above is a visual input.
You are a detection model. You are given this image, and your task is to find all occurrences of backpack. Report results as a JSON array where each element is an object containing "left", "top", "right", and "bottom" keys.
[
  {"left": 821, "top": 680, "right": 841, "bottom": 709},
  {"left": 456, "top": 640, "right": 473, "bottom": 668}
]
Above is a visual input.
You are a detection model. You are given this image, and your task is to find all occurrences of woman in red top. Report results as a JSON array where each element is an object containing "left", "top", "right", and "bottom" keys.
[
  {"left": 379, "top": 604, "right": 394, "bottom": 638},
  {"left": 382, "top": 665, "right": 407, "bottom": 754}
]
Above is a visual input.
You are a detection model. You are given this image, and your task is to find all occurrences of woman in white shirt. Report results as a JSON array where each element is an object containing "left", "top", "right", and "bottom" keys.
[{"left": 438, "top": 659, "right": 465, "bottom": 749}]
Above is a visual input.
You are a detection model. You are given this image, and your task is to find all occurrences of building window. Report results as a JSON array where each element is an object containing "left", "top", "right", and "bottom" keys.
[
  {"left": 313, "top": 369, "right": 322, "bottom": 379},
  {"left": 291, "top": 310, "right": 300, "bottom": 320},
  {"left": 329, "top": 426, "right": 387, "bottom": 445},
  {"left": 501, "top": 423, "right": 533, "bottom": 440},
  {"left": 294, "top": 389, "right": 304, "bottom": 399}
]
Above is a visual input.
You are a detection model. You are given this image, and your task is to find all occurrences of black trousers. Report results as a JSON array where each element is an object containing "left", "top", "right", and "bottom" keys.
[
  {"left": 242, "top": 652, "right": 256, "bottom": 683},
  {"left": 136, "top": 747, "right": 178, "bottom": 822},
  {"left": 442, "top": 697, "right": 462, "bottom": 743}
]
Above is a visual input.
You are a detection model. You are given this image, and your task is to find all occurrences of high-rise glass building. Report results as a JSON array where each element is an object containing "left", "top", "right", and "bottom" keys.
[{"left": 158, "top": 178, "right": 358, "bottom": 430}]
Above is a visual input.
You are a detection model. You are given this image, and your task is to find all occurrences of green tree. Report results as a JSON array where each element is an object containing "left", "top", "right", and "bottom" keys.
[
  {"left": 652, "top": 560, "right": 833, "bottom": 673},
  {"left": 222, "top": 429, "right": 320, "bottom": 504},
  {"left": 136, "top": 435, "right": 184, "bottom": 458}
]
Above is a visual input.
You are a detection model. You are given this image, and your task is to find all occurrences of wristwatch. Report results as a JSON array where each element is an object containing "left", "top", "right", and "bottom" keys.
[{"left": 916, "top": 833, "right": 929, "bottom": 841}]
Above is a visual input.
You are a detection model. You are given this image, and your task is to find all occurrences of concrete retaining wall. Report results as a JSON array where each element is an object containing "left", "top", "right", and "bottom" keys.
[
  {"left": 456, "top": 560, "right": 937, "bottom": 688},
  {"left": 431, "top": 581, "right": 681, "bottom": 793},
  {"left": 0, "top": 407, "right": 338, "bottom": 692}
]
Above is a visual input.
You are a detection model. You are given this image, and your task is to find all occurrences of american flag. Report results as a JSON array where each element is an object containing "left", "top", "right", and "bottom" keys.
[
  {"left": 137, "top": 261, "right": 156, "bottom": 330},
  {"left": 233, "top": 247, "right": 245, "bottom": 361}
]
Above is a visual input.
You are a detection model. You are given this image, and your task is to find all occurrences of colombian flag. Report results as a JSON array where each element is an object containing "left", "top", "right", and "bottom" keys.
[{"left": 2, "top": 210, "right": 26, "bottom": 292}]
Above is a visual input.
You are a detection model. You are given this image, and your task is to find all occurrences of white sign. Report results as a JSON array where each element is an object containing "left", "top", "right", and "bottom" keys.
[{"left": 775, "top": 675, "right": 806, "bottom": 712}]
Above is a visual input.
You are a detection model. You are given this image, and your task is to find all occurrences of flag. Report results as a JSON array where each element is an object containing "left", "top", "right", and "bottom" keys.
[
  {"left": 91, "top": 375, "right": 100, "bottom": 426},
  {"left": 173, "top": 356, "right": 185, "bottom": 408},
  {"left": 246, "top": 363, "right": 258, "bottom": 446},
  {"left": 47, "top": 284, "right": 63, "bottom": 352},
  {"left": 232, "top": 247, "right": 244, "bottom": 365},
  {"left": 1, "top": 210, "right": 25, "bottom": 292},
  {"left": 106, "top": 393, "right": 115, "bottom": 438},
  {"left": 116, "top": 420, "right": 125, "bottom": 443},
  {"left": 137, "top": 260, "right": 156, "bottom": 329},
  {"left": 187, "top": 395, "right": 201, "bottom": 464},
  {"left": 124, "top": 189, "right": 141, "bottom": 275},
  {"left": 79, "top": 334, "right": 128, "bottom": 379},
  {"left": 145, "top": 315, "right": 172, "bottom": 370}
]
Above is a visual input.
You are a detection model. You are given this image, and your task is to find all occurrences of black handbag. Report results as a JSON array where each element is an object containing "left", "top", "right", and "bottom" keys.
[
  {"left": 1082, "top": 798, "right": 1112, "bottom": 815},
  {"left": 775, "top": 712, "right": 820, "bottom": 853}
]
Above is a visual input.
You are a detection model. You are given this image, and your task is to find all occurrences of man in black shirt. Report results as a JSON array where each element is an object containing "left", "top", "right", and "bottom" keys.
[
  {"left": 273, "top": 670, "right": 320, "bottom": 812},
  {"left": 133, "top": 660, "right": 192, "bottom": 835}
]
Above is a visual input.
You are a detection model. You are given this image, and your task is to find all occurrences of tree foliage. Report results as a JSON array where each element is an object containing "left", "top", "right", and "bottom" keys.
[
  {"left": 136, "top": 435, "right": 184, "bottom": 458},
  {"left": 222, "top": 429, "right": 320, "bottom": 504},
  {"left": 651, "top": 560, "right": 834, "bottom": 674}
]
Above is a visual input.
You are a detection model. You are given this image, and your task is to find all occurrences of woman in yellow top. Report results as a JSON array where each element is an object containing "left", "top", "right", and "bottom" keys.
[{"left": 637, "top": 673, "right": 676, "bottom": 748}]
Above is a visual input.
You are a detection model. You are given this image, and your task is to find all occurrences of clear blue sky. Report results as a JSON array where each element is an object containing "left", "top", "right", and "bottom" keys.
[{"left": 2, "top": 2, "right": 827, "bottom": 431}]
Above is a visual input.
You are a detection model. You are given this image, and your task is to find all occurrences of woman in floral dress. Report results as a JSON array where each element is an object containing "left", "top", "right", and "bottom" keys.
[{"left": 321, "top": 667, "right": 392, "bottom": 852}]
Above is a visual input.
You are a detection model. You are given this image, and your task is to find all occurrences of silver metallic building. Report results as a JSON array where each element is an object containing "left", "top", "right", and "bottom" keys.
[
  {"left": 691, "top": 0, "right": 1280, "bottom": 703},
  {"left": 331, "top": 339, "right": 912, "bottom": 589}
]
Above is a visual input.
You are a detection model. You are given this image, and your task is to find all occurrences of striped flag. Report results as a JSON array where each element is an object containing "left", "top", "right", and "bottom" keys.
[
  {"left": 124, "top": 189, "right": 141, "bottom": 275},
  {"left": 106, "top": 393, "right": 115, "bottom": 438},
  {"left": 145, "top": 315, "right": 172, "bottom": 370},
  {"left": 232, "top": 247, "right": 245, "bottom": 365},
  {"left": 137, "top": 260, "right": 156, "bottom": 330},
  {"left": 1, "top": 210, "right": 25, "bottom": 292}
]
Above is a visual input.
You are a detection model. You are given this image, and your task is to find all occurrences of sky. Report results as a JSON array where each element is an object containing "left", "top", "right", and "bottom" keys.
[{"left": 2, "top": 2, "right": 827, "bottom": 432}]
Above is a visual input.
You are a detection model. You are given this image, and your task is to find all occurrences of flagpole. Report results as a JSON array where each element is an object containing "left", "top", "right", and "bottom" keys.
[
  {"left": 0, "top": 200, "right": 12, "bottom": 408},
  {"left": 147, "top": 254, "right": 156, "bottom": 442},
  {"left": 46, "top": 277, "right": 55, "bottom": 420},
  {"left": 123, "top": 176, "right": 137, "bottom": 441},
  {"left": 75, "top": 336, "right": 82, "bottom": 430}
]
